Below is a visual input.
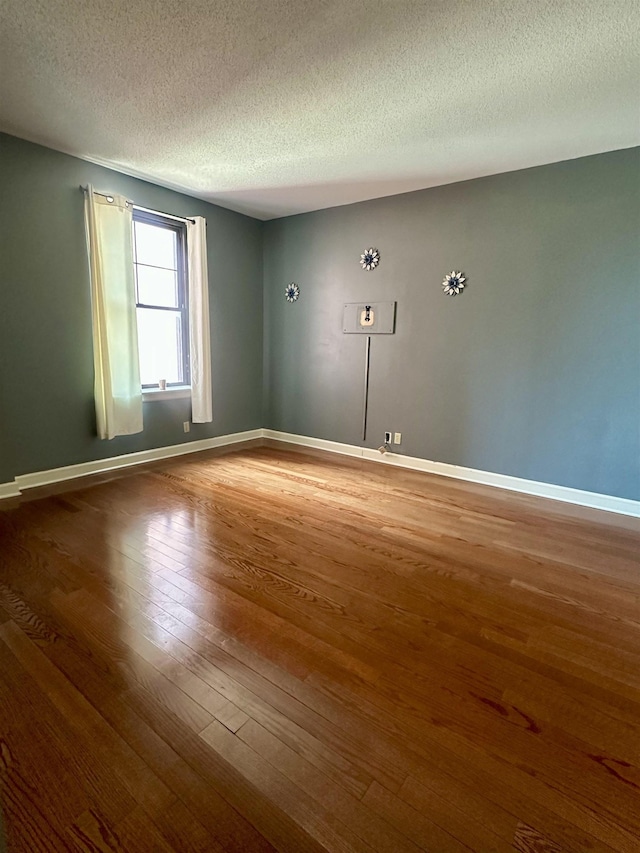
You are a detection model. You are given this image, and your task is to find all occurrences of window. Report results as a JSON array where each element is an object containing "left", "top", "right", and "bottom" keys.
[{"left": 132, "top": 209, "right": 189, "bottom": 389}]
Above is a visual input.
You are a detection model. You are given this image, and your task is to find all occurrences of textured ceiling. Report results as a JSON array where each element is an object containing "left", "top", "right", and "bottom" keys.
[{"left": 1, "top": 0, "right": 639, "bottom": 219}]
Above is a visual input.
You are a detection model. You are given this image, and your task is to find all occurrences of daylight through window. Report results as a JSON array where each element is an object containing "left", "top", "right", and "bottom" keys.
[{"left": 132, "top": 210, "right": 189, "bottom": 388}]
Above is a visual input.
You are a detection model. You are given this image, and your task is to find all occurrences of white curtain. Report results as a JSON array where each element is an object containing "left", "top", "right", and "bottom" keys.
[
  {"left": 84, "top": 186, "right": 143, "bottom": 439},
  {"left": 187, "top": 217, "right": 213, "bottom": 423}
]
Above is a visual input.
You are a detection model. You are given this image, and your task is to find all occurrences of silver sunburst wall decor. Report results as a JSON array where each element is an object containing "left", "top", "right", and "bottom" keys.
[
  {"left": 285, "top": 282, "right": 300, "bottom": 302},
  {"left": 442, "top": 270, "right": 466, "bottom": 296},
  {"left": 360, "top": 248, "right": 380, "bottom": 271}
]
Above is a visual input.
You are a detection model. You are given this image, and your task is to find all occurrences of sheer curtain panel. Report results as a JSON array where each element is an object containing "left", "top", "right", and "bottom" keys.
[
  {"left": 84, "top": 187, "right": 143, "bottom": 439},
  {"left": 187, "top": 217, "right": 213, "bottom": 423}
]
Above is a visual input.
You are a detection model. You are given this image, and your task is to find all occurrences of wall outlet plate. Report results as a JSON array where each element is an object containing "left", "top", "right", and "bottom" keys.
[
  {"left": 393, "top": 432, "right": 402, "bottom": 444},
  {"left": 385, "top": 431, "right": 392, "bottom": 444}
]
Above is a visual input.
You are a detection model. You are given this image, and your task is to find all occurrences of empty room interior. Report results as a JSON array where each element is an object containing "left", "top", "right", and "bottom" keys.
[{"left": 1, "top": 1, "right": 639, "bottom": 851}]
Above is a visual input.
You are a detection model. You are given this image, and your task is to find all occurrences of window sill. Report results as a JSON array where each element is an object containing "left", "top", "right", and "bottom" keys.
[{"left": 143, "top": 386, "right": 191, "bottom": 402}]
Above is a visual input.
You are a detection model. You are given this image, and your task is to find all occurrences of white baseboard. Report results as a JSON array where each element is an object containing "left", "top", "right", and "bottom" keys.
[
  {"left": 6, "top": 429, "right": 262, "bottom": 497},
  {"left": 263, "top": 430, "right": 640, "bottom": 518},
  {"left": 0, "top": 482, "right": 21, "bottom": 499},
  {"left": 2, "top": 427, "right": 637, "bottom": 518}
]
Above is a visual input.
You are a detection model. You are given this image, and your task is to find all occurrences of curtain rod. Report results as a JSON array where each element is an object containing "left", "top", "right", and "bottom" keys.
[{"left": 79, "top": 185, "right": 195, "bottom": 224}]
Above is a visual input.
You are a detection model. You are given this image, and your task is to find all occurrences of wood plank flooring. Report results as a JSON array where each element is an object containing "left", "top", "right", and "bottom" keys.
[{"left": 0, "top": 443, "right": 638, "bottom": 852}]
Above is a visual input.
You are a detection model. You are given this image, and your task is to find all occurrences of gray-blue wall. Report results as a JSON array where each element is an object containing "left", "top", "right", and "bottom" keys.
[
  {"left": 1, "top": 136, "right": 638, "bottom": 501},
  {"left": 264, "top": 149, "right": 640, "bottom": 501},
  {"left": 0, "top": 134, "right": 264, "bottom": 484}
]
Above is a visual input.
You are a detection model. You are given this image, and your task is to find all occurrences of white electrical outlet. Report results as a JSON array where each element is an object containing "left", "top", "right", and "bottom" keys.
[
  {"left": 394, "top": 432, "right": 402, "bottom": 445},
  {"left": 183, "top": 421, "right": 190, "bottom": 433},
  {"left": 384, "top": 431, "right": 392, "bottom": 444}
]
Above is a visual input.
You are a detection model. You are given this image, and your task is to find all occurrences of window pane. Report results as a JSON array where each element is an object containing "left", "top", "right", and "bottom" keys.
[
  {"left": 136, "top": 307, "right": 184, "bottom": 385},
  {"left": 136, "top": 264, "right": 179, "bottom": 308},
  {"left": 134, "top": 221, "right": 176, "bottom": 269}
]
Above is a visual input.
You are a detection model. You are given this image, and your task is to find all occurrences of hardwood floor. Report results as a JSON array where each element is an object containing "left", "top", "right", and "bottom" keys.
[{"left": 0, "top": 443, "right": 638, "bottom": 852}]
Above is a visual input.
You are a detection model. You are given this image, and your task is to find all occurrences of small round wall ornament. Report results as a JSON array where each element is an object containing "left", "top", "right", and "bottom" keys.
[
  {"left": 285, "top": 282, "right": 300, "bottom": 302},
  {"left": 360, "top": 248, "right": 380, "bottom": 271},
  {"left": 442, "top": 270, "right": 466, "bottom": 296}
]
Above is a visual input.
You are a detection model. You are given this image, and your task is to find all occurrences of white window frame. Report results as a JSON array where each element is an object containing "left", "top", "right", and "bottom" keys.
[{"left": 132, "top": 208, "right": 192, "bottom": 401}]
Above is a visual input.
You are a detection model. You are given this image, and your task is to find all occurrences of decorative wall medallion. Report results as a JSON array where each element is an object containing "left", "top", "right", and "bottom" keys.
[
  {"left": 442, "top": 271, "right": 466, "bottom": 296},
  {"left": 360, "top": 248, "right": 380, "bottom": 271},
  {"left": 285, "top": 283, "right": 300, "bottom": 302}
]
